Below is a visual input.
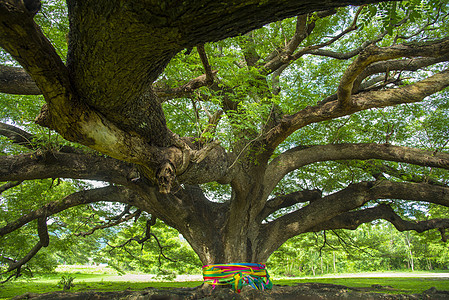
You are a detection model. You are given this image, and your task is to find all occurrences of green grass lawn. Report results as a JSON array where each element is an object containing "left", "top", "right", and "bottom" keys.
[
  {"left": 0, "top": 273, "right": 203, "bottom": 300},
  {"left": 276, "top": 277, "right": 449, "bottom": 295},
  {"left": 1, "top": 272, "right": 448, "bottom": 299}
]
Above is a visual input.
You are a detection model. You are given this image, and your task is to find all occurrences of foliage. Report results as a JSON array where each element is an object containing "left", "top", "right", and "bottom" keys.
[
  {"left": 1, "top": 0, "right": 449, "bottom": 282},
  {"left": 57, "top": 275, "right": 75, "bottom": 291},
  {"left": 102, "top": 218, "right": 202, "bottom": 276},
  {"left": 268, "top": 222, "right": 449, "bottom": 277}
]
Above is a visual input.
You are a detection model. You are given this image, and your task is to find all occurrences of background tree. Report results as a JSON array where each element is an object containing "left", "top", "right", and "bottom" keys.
[{"left": 1, "top": 0, "right": 449, "bottom": 281}]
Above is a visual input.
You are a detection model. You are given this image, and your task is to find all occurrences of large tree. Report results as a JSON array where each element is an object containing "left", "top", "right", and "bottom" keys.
[{"left": 1, "top": 0, "right": 449, "bottom": 279}]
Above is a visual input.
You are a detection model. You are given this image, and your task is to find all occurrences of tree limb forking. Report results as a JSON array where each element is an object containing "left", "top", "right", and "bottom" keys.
[
  {"left": 264, "top": 67, "right": 449, "bottom": 149},
  {"left": 337, "top": 37, "right": 449, "bottom": 108},
  {"left": 1, "top": 217, "right": 48, "bottom": 277},
  {"left": 106, "top": 216, "right": 176, "bottom": 265},
  {"left": 75, "top": 208, "right": 142, "bottom": 237},
  {"left": 319, "top": 55, "right": 449, "bottom": 105}
]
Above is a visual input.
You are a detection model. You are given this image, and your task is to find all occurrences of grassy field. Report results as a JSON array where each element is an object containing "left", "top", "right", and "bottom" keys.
[{"left": 1, "top": 266, "right": 448, "bottom": 299}]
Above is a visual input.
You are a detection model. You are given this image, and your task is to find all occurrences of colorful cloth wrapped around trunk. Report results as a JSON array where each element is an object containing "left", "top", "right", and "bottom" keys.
[{"left": 202, "top": 263, "right": 273, "bottom": 293}]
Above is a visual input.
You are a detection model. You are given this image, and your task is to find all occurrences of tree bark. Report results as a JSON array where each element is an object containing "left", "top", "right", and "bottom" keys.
[{"left": 0, "top": 64, "right": 41, "bottom": 95}]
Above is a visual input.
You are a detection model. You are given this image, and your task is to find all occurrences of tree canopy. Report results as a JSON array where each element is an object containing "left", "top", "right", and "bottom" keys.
[{"left": 1, "top": 0, "right": 449, "bottom": 282}]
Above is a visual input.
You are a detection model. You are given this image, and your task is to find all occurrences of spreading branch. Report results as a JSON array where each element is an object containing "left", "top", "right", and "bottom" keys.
[
  {"left": 0, "top": 186, "right": 139, "bottom": 237},
  {"left": 337, "top": 37, "right": 449, "bottom": 108},
  {"left": 155, "top": 71, "right": 218, "bottom": 102},
  {"left": 261, "top": 180, "right": 449, "bottom": 258},
  {"left": 0, "top": 151, "right": 132, "bottom": 186},
  {"left": 265, "top": 143, "right": 449, "bottom": 193},
  {"left": 0, "top": 64, "right": 41, "bottom": 95},
  {"left": 259, "top": 189, "right": 322, "bottom": 221},
  {"left": 308, "top": 204, "right": 449, "bottom": 236},
  {"left": 75, "top": 208, "right": 142, "bottom": 237},
  {"left": 1, "top": 217, "right": 49, "bottom": 277},
  {"left": 264, "top": 66, "right": 449, "bottom": 148},
  {"left": 107, "top": 217, "right": 176, "bottom": 265},
  {"left": 0, "top": 181, "right": 23, "bottom": 194}
]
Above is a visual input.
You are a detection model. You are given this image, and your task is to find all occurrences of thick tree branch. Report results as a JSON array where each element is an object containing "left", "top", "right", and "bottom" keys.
[
  {"left": 0, "top": 181, "right": 23, "bottom": 194},
  {"left": 151, "top": 0, "right": 397, "bottom": 50},
  {"left": 1, "top": 1, "right": 402, "bottom": 196},
  {"left": 260, "top": 181, "right": 377, "bottom": 258},
  {"left": 264, "top": 67, "right": 449, "bottom": 149},
  {"left": 337, "top": 37, "right": 449, "bottom": 108},
  {"left": 0, "top": 152, "right": 133, "bottom": 185},
  {"left": 261, "top": 180, "right": 449, "bottom": 258},
  {"left": 1, "top": 217, "right": 49, "bottom": 275},
  {"left": 266, "top": 143, "right": 449, "bottom": 192},
  {"left": 308, "top": 204, "right": 449, "bottom": 235},
  {"left": 0, "top": 186, "right": 139, "bottom": 237},
  {"left": 155, "top": 71, "right": 218, "bottom": 103},
  {"left": 320, "top": 55, "right": 449, "bottom": 105},
  {"left": 259, "top": 189, "right": 322, "bottom": 221},
  {"left": 0, "top": 1, "right": 183, "bottom": 169},
  {"left": 0, "top": 122, "right": 82, "bottom": 153},
  {"left": 263, "top": 9, "right": 338, "bottom": 75},
  {"left": 63, "top": 1, "right": 392, "bottom": 146},
  {"left": 0, "top": 0, "right": 78, "bottom": 128},
  {"left": 197, "top": 44, "right": 214, "bottom": 85},
  {"left": 0, "top": 64, "right": 41, "bottom": 95}
]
